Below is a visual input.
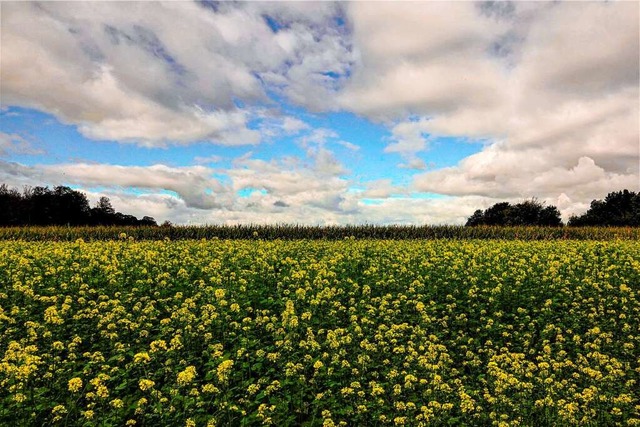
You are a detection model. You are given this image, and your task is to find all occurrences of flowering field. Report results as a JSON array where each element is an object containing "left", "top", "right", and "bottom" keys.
[{"left": 1, "top": 239, "right": 639, "bottom": 426}]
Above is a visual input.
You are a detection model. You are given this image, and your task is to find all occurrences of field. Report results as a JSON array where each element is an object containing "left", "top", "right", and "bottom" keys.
[{"left": 1, "top": 238, "right": 639, "bottom": 426}]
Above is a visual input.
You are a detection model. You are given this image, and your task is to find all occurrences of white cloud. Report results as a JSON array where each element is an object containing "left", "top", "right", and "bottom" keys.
[
  {"left": 229, "top": 153, "right": 350, "bottom": 212},
  {"left": 297, "top": 128, "right": 339, "bottom": 148},
  {"left": 343, "top": 1, "right": 639, "bottom": 211},
  {"left": 335, "top": 140, "right": 360, "bottom": 152},
  {"left": 1, "top": 1, "right": 351, "bottom": 145},
  {"left": 361, "top": 179, "right": 401, "bottom": 199},
  {"left": 340, "top": 2, "right": 509, "bottom": 120},
  {"left": 281, "top": 117, "right": 310, "bottom": 134},
  {"left": 383, "top": 118, "right": 433, "bottom": 170},
  {"left": 0, "top": 132, "right": 43, "bottom": 156},
  {"left": 384, "top": 119, "right": 432, "bottom": 155},
  {"left": 0, "top": 160, "right": 229, "bottom": 209}
]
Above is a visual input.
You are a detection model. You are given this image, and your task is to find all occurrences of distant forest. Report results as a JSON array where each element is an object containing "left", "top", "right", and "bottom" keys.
[
  {"left": 0, "top": 184, "right": 157, "bottom": 227},
  {"left": 0, "top": 184, "right": 638, "bottom": 228}
]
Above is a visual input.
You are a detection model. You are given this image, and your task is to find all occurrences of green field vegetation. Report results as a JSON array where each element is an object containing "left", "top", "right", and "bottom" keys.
[
  {"left": 0, "top": 225, "right": 639, "bottom": 241},
  {"left": 1, "top": 239, "right": 639, "bottom": 426}
]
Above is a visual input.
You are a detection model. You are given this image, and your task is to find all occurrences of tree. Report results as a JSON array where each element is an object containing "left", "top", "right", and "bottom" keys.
[
  {"left": 95, "top": 197, "right": 115, "bottom": 215},
  {"left": 0, "top": 183, "right": 160, "bottom": 227},
  {"left": 52, "top": 186, "right": 91, "bottom": 225},
  {"left": 538, "top": 205, "right": 563, "bottom": 226},
  {"left": 140, "top": 216, "right": 158, "bottom": 226},
  {"left": 465, "top": 209, "right": 485, "bottom": 227},
  {"left": 91, "top": 196, "right": 116, "bottom": 225},
  {"left": 466, "top": 199, "right": 562, "bottom": 226},
  {"left": 482, "top": 202, "right": 511, "bottom": 226},
  {"left": 568, "top": 190, "right": 640, "bottom": 226},
  {"left": 0, "top": 184, "right": 23, "bottom": 226}
]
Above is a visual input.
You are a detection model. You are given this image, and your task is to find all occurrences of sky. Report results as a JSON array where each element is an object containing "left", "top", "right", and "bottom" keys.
[{"left": 0, "top": 1, "right": 638, "bottom": 225}]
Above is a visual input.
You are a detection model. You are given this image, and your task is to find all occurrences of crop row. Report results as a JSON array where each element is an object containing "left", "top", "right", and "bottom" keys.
[{"left": 1, "top": 225, "right": 639, "bottom": 241}]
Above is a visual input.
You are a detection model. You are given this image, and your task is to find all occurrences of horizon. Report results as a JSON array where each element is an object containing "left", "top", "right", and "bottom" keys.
[{"left": 1, "top": 1, "right": 638, "bottom": 225}]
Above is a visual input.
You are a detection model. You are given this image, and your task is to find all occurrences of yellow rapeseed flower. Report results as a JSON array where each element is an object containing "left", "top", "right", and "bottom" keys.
[
  {"left": 139, "top": 379, "right": 155, "bottom": 391},
  {"left": 68, "top": 377, "right": 83, "bottom": 392},
  {"left": 177, "top": 366, "right": 197, "bottom": 386}
]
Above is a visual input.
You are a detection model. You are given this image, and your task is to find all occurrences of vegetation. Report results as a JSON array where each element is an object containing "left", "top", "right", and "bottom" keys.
[
  {"left": 569, "top": 190, "right": 640, "bottom": 227},
  {"left": 0, "top": 184, "right": 156, "bottom": 227},
  {"left": 1, "top": 239, "right": 639, "bottom": 426},
  {"left": 467, "top": 190, "right": 640, "bottom": 228},
  {"left": 0, "top": 224, "right": 639, "bottom": 241},
  {"left": 466, "top": 199, "right": 562, "bottom": 227}
]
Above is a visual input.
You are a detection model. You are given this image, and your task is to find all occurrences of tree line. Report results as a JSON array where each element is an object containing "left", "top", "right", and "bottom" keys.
[
  {"left": 0, "top": 184, "right": 157, "bottom": 227},
  {"left": 466, "top": 190, "right": 640, "bottom": 227}
]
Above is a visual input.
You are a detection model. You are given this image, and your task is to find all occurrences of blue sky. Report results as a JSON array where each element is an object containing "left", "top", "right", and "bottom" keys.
[{"left": 1, "top": 1, "right": 637, "bottom": 224}]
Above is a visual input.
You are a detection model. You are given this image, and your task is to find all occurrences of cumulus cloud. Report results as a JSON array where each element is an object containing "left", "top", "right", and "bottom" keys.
[
  {"left": 383, "top": 118, "right": 433, "bottom": 169},
  {"left": 229, "top": 151, "right": 351, "bottom": 213},
  {"left": 360, "top": 179, "right": 402, "bottom": 199},
  {"left": 340, "top": 2, "right": 509, "bottom": 120},
  {"left": 1, "top": 1, "right": 351, "bottom": 145},
  {"left": 341, "top": 1, "right": 639, "bottom": 215},
  {"left": 0, "top": 160, "right": 229, "bottom": 209}
]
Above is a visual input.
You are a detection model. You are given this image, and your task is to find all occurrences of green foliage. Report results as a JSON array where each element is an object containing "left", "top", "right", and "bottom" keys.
[
  {"left": 466, "top": 199, "right": 562, "bottom": 227},
  {"left": 0, "top": 184, "right": 157, "bottom": 227},
  {"left": 569, "top": 190, "right": 640, "bottom": 227}
]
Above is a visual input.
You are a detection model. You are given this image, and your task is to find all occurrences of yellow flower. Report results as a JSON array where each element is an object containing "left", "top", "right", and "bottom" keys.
[
  {"left": 202, "top": 384, "right": 219, "bottom": 394},
  {"left": 214, "top": 288, "right": 226, "bottom": 300},
  {"left": 177, "top": 366, "right": 197, "bottom": 386},
  {"left": 51, "top": 405, "right": 67, "bottom": 422},
  {"left": 139, "top": 379, "right": 155, "bottom": 391},
  {"left": 216, "top": 360, "right": 234, "bottom": 383},
  {"left": 134, "top": 352, "right": 151, "bottom": 363},
  {"left": 96, "top": 385, "right": 109, "bottom": 398},
  {"left": 68, "top": 377, "right": 83, "bottom": 392},
  {"left": 110, "top": 399, "right": 124, "bottom": 409},
  {"left": 150, "top": 340, "right": 168, "bottom": 353},
  {"left": 44, "top": 306, "right": 64, "bottom": 325}
]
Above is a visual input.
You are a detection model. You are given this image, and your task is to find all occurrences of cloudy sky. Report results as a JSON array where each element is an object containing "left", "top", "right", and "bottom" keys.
[{"left": 1, "top": 1, "right": 638, "bottom": 225}]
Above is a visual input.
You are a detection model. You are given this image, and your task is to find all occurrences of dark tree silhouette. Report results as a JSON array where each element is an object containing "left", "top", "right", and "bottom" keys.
[
  {"left": 482, "top": 202, "right": 512, "bottom": 225},
  {"left": 466, "top": 199, "right": 562, "bottom": 226},
  {"left": 568, "top": 190, "right": 640, "bottom": 226},
  {"left": 0, "top": 184, "right": 23, "bottom": 226},
  {"left": 96, "top": 197, "right": 115, "bottom": 215},
  {"left": 0, "top": 184, "right": 157, "bottom": 227},
  {"left": 466, "top": 209, "right": 485, "bottom": 227}
]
